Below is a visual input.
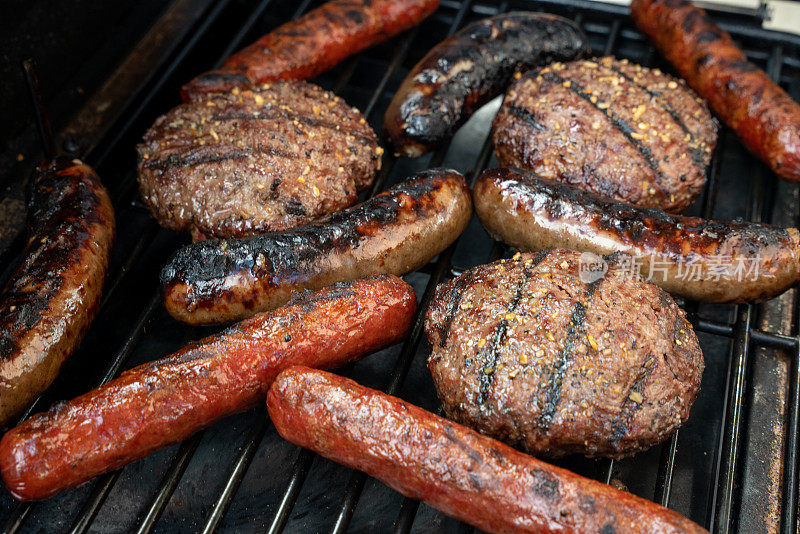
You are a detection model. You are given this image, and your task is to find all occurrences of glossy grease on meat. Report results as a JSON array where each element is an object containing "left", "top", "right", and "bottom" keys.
[
  {"left": 182, "top": 0, "right": 440, "bottom": 99},
  {"left": 161, "top": 168, "right": 471, "bottom": 324},
  {"left": 267, "top": 367, "right": 707, "bottom": 533},
  {"left": 493, "top": 57, "right": 717, "bottom": 212},
  {"left": 473, "top": 167, "right": 800, "bottom": 303},
  {"left": 0, "top": 275, "right": 415, "bottom": 501},
  {"left": 138, "top": 81, "right": 381, "bottom": 239},
  {"left": 384, "top": 12, "right": 589, "bottom": 157},
  {"left": 0, "top": 158, "right": 114, "bottom": 427},
  {"left": 631, "top": 0, "right": 800, "bottom": 182},
  {"left": 425, "top": 250, "right": 703, "bottom": 458}
]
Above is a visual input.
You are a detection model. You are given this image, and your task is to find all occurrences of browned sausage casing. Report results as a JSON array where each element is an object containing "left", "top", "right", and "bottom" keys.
[
  {"left": 0, "top": 275, "right": 415, "bottom": 501},
  {"left": 630, "top": 0, "right": 800, "bottom": 182},
  {"left": 383, "top": 12, "right": 589, "bottom": 158},
  {"left": 181, "top": 0, "right": 440, "bottom": 100},
  {"left": 473, "top": 167, "right": 800, "bottom": 303},
  {"left": 161, "top": 168, "right": 471, "bottom": 325},
  {"left": 0, "top": 158, "right": 114, "bottom": 428},
  {"left": 267, "top": 367, "right": 707, "bottom": 534}
]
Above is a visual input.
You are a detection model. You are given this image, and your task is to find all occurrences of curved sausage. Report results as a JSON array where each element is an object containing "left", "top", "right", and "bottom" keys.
[
  {"left": 383, "top": 12, "right": 589, "bottom": 158},
  {"left": 161, "top": 168, "right": 471, "bottom": 325},
  {"left": 181, "top": 0, "right": 440, "bottom": 100},
  {"left": 267, "top": 366, "right": 707, "bottom": 534},
  {"left": 0, "top": 275, "right": 416, "bottom": 501},
  {"left": 0, "top": 158, "right": 114, "bottom": 428},
  {"left": 630, "top": 0, "right": 800, "bottom": 182},
  {"left": 473, "top": 167, "right": 800, "bottom": 303}
]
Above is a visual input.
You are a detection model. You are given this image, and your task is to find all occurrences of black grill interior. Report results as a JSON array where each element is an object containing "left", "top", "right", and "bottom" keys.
[{"left": 1, "top": 0, "right": 799, "bottom": 532}]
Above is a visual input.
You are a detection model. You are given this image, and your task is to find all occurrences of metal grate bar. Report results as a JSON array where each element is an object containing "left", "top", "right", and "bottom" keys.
[
  {"left": 201, "top": 420, "right": 269, "bottom": 534},
  {"left": 134, "top": 434, "right": 204, "bottom": 534},
  {"left": 782, "top": 340, "right": 800, "bottom": 533},
  {"left": 710, "top": 44, "right": 783, "bottom": 532},
  {"left": 265, "top": 449, "right": 315, "bottom": 534}
]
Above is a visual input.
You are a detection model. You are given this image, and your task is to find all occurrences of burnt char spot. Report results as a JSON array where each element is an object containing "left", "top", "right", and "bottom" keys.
[
  {"left": 345, "top": 9, "right": 365, "bottom": 23},
  {"left": 443, "top": 424, "right": 484, "bottom": 465},
  {"left": 695, "top": 29, "right": 722, "bottom": 43},
  {"left": 694, "top": 53, "right": 713, "bottom": 70},
  {"left": 508, "top": 105, "right": 546, "bottom": 131},
  {"left": 601, "top": 524, "right": 616, "bottom": 534},
  {"left": 540, "top": 71, "right": 668, "bottom": 192},
  {"left": 537, "top": 278, "right": 602, "bottom": 430},
  {"left": 283, "top": 199, "right": 307, "bottom": 216},
  {"left": 530, "top": 468, "right": 561, "bottom": 499}
]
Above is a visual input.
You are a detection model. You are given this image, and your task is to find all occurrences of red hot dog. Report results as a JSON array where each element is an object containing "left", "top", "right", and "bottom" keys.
[
  {"left": 631, "top": 0, "right": 800, "bottom": 181},
  {"left": 0, "top": 275, "right": 415, "bottom": 501},
  {"left": 182, "top": 0, "right": 440, "bottom": 100},
  {"left": 267, "top": 366, "right": 707, "bottom": 534}
]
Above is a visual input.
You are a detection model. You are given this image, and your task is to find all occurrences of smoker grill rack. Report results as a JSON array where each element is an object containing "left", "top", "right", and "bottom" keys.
[{"left": 0, "top": 0, "right": 798, "bottom": 532}]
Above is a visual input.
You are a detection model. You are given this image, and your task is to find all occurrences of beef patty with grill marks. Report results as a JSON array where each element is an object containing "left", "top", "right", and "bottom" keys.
[
  {"left": 137, "top": 81, "right": 381, "bottom": 239},
  {"left": 492, "top": 57, "right": 717, "bottom": 213},
  {"left": 424, "top": 249, "right": 704, "bottom": 459}
]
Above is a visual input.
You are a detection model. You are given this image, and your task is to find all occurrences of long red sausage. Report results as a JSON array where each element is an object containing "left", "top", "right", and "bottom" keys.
[
  {"left": 0, "top": 275, "right": 415, "bottom": 501},
  {"left": 267, "top": 366, "right": 707, "bottom": 534},
  {"left": 631, "top": 0, "right": 800, "bottom": 181},
  {"left": 181, "top": 0, "right": 440, "bottom": 99}
]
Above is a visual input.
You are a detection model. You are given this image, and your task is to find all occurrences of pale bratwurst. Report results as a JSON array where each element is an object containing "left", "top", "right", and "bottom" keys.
[
  {"left": 137, "top": 81, "right": 381, "bottom": 239},
  {"left": 425, "top": 249, "right": 703, "bottom": 459}
]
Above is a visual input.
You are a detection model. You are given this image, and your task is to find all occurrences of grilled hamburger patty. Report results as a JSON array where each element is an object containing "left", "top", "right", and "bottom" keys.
[
  {"left": 425, "top": 249, "right": 704, "bottom": 459},
  {"left": 492, "top": 57, "right": 717, "bottom": 212},
  {"left": 137, "top": 81, "right": 381, "bottom": 239}
]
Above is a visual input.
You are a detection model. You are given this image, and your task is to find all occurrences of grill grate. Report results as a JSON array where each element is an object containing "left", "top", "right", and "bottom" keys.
[{"left": 1, "top": 0, "right": 799, "bottom": 532}]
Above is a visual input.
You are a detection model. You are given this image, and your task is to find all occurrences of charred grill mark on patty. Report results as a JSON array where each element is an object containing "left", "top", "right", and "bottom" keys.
[
  {"left": 538, "top": 71, "right": 668, "bottom": 195},
  {"left": 438, "top": 271, "right": 476, "bottom": 348},
  {"left": 537, "top": 277, "right": 603, "bottom": 431},
  {"left": 143, "top": 146, "right": 296, "bottom": 171},
  {"left": 477, "top": 269, "right": 531, "bottom": 404},
  {"left": 610, "top": 352, "right": 657, "bottom": 443},
  {"left": 596, "top": 60, "right": 708, "bottom": 168},
  {"left": 208, "top": 109, "right": 376, "bottom": 147},
  {"left": 507, "top": 106, "right": 546, "bottom": 131},
  {"left": 477, "top": 251, "right": 550, "bottom": 404}
]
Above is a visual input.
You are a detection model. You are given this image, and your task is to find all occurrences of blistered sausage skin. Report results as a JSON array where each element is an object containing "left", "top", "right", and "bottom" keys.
[
  {"left": 0, "top": 158, "right": 114, "bottom": 428},
  {"left": 473, "top": 167, "right": 800, "bottom": 303},
  {"left": 267, "top": 367, "right": 707, "bottom": 534},
  {"left": 181, "top": 0, "right": 440, "bottom": 100},
  {"left": 383, "top": 12, "right": 589, "bottom": 158},
  {"left": 630, "top": 0, "right": 800, "bottom": 182},
  {"left": 0, "top": 275, "right": 416, "bottom": 501},
  {"left": 161, "top": 168, "right": 471, "bottom": 325}
]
